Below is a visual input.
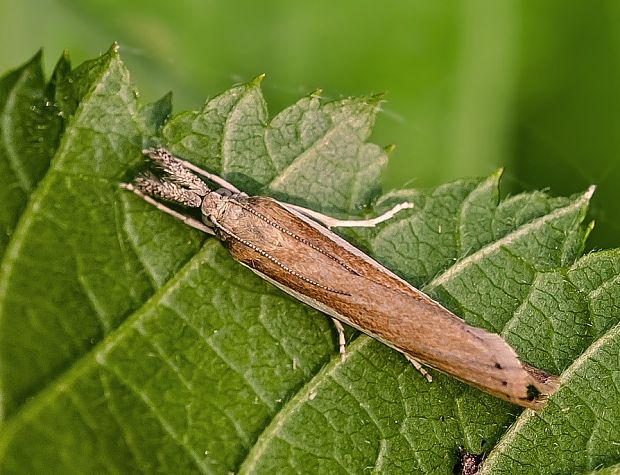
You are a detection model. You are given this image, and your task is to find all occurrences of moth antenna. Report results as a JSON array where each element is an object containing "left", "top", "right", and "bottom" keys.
[
  {"left": 143, "top": 147, "right": 210, "bottom": 195},
  {"left": 133, "top": 173, "right": 203, "bottom": 208}
]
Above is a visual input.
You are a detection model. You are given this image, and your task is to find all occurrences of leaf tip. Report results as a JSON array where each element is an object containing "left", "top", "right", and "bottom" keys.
[
  {"left": 18, "top": 49, "right": 44, "bottom": 71},
  {"left": 250, "top": 73, "right": 266, "bottom": 86},
  {"left": 110, "top": 41, "right": 121, "bottom": 54},
  {"left": 584, "top": 184, "right": 596, "bottom": 200},
  {"left": 585, "top": 219, "right": 596, "bottom": 240},
  {"left": 368, "top": 92, "right": 386, "bottom": 104},
  {"left": 32, "top": 48, "right": 43, "bottom": 62},
  {"left": 384, "top": 144, "right": 396, "bottom": 155},
  {"left": 310, "top": 88, "right": 323, "bottom": 98}
]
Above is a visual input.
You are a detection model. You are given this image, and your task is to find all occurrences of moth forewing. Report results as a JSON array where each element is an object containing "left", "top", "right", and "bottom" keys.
[
  {"left": 214, "top": 196, "right": 558, "bottom": 409},
  {"left": 124, "top": 148, "right": 560, "bottom": 410}
]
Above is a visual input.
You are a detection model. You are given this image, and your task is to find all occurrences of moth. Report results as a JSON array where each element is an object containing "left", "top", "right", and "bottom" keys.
[{"left": 122, "top": 148, "right": 559, "bottom": 409}]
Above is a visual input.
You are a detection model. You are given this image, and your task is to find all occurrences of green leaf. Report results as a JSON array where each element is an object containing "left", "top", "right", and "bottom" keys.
[
  {"left": 585, "top": 465, "right": 620, "bottom": 475},
  {"left": 162, "top": 83, "right": 386, "bottom": 212},
  {"left": 0, "top": 44, "right": 177, "bottom": 419},
  {"left": 0, "top": 48, "right": 619, "bottom": 474},
  {"left": 479, "top": 250, "right": 620, "bottom": 474},
  {"left": 0, "top": 49, "right": 68, "bottom": 257}
]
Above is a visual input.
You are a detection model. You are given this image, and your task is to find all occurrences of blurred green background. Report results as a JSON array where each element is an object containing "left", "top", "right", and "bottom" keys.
[{"left": 1, "top": 0, "right": 618, "bottom": 249}]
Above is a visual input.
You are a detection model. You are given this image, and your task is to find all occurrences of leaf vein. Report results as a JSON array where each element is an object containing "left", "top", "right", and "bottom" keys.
[
  {"left": 99, "top": 371, "right": 149, "bottom": 474},
  {"left": 269, "top": 114, "right": 360, "bottom": 189},
  {"left": 426, "top": 188, "right": 593, "bottom": 290},
  {"left": 100, "top": 362, "right": 211, "bottom": 475},
  {"left": 65, "top": 390, "right": 125, "bottom": 474},
  {"left": 116, "top": 192, "right": 158, "bottom": 290},
  {"left": 329, "top": 366, "right": 387, "bottom": 473},
  {"left": 162, "top": 303, "right": 276, "bottom": 411},
  {"left": 133, "top": 321, "right": 193, "bottom": 391}
]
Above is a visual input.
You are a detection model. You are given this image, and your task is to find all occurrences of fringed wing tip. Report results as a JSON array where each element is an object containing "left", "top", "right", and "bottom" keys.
[{"left": 522, "top": 364, "right": 561, "bottom": 410}]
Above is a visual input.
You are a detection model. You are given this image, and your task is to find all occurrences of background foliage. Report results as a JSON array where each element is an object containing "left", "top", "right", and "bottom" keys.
[{"left": 1, "top": 0, "right": 618, "bottom": 249}]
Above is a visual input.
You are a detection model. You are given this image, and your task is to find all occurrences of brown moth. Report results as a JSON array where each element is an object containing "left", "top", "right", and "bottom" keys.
[{"left": 122, "top": 148, "right": 559, "bottom": 409}]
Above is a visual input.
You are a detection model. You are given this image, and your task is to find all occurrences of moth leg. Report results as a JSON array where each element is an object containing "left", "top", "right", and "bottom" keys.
[
  {"left": 404, "top": 354, "right": 433, "bottom": 383},
  {"left": 143, "top": 148, "right": 244, "bottom": 194},
  {"left": 331, "top": 318, "right": 348, "bottom": 362},
  {"left": 120, "top": 182, "right": 216, "bottom": 236},
  {"left": 282, "top": 202, "right": 414, "bottom": 230}
]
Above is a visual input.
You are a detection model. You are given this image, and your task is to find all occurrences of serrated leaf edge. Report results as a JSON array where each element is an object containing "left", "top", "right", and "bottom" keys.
[
  {"left": 425, "top": 186, "right": 595, "bottom": 290},
  {"left": 0, "top": 51, "right": 44, "bottom": 193},
  {"left": 0, "top": 47, "right": 119, "bottom": 422}
]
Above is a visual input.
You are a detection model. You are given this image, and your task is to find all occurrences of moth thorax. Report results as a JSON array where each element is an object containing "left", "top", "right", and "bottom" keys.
[{"left": 201, "top": 192, "right": 241, "bottom": 221}]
